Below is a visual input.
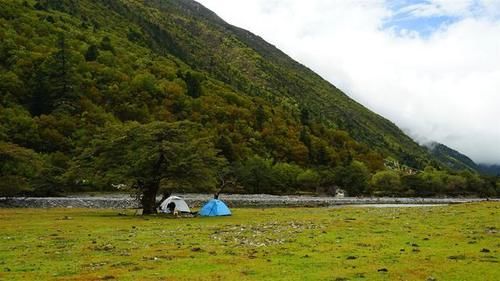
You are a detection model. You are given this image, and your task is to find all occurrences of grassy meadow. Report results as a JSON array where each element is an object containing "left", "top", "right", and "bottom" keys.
[{"left": 0, "top": 203, "right": 498, "bottom": 281}]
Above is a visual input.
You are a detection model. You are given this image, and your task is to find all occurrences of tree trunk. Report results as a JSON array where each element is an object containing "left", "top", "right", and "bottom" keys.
[
  {"left": 140, "top": 153, "right": 165, "bottom": 215},
  {"left": 141, "top": 182, "right": 159, "bottom": 215}
]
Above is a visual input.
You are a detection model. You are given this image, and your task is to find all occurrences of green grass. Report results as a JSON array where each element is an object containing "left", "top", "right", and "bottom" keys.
[{"left": 0, "top": 203, "right": 499, "bottom": 281}]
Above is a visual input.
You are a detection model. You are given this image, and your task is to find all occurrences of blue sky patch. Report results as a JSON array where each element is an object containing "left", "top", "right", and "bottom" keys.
[
  {"left": 382, "top": 0, "right": 462, "bottom": 38},
  {"left": 383, "top": 14, "right": 457, "bottom": 38}
]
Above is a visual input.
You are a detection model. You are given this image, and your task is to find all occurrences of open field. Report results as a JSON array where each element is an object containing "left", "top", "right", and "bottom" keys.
[{"left": 0, "top": 203, "right": 499, "bottom": 281}]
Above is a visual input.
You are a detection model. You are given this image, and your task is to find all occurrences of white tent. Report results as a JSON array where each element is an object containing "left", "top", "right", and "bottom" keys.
[{"left": 159, "top": 196, "right": 191, "bottom": 214}]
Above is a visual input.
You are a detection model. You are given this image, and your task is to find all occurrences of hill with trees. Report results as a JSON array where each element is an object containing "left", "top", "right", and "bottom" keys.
[
  {"left": 426, "top": 142, "right": 479, "bottom": 172},
  {"left": 0, "top": 0, "right": 498, "bottom": 204}
]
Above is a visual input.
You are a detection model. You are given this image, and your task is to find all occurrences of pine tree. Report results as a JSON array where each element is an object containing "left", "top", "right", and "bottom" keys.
[
  {"left": 255, "top": 105, "right": 266, "bottom": 130},
  {"left": 54, "top": 33, "right": 69, "bottom": 97},
  {"left": 300, "top": 108, "right": 310, "bottom": 126},
  {"left": 85, "top": 44, "right": 99, "bottom": 61},
  {"left": 216, "top": 135, "right": 237, "bottom": 162},
  {"left": 34, "top": 0, "right": 47, "bottom": 10},
  {"left": 100, "top": 36, "right": 115, "bottom": 54},
  {"left": 184, "top": 71, "right": 202, "bottom": 98}
]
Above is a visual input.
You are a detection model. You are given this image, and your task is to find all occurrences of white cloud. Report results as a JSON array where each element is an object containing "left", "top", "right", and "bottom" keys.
[
  {"left": 197, "top": 0, "right": 500, "bottom": 165},
  {"left": 478, "top": 0, "right": 500, "bottom": 17}
]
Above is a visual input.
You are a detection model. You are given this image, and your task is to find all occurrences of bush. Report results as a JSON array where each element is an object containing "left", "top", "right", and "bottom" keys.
[
  {"left": 0, "top": 143, "right": 43, "bottom": 197},
  {"left": 272, "top": 162, "right": 303, "bottom": 193},
  {"left": 401, "top": 174, "right": 428, "bottom": 196},
  {"left": 370, "top": 170, "right": 402, "bottom": 196},
  {"left": 235, "top": 156, "right": 277, "bottom": 194},
  {"left": 297, "top": 169, "right": 321, "bottom": 192},
  {"left": 334, "top": 161, "right": 370, "bottom": 196}
]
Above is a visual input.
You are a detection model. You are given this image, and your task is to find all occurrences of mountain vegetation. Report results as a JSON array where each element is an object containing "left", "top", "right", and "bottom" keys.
[
  {"left": 478, "top": 164, "right": 500, "bottom": 176},
  {"left": 426, "top": 142, "right": 478, "bottom": 172},
  {"left": 0, "top": 0, "right": 498, "bottom": 204}
]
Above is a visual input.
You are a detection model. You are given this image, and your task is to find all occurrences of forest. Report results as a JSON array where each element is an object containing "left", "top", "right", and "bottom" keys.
[{"left": 0, "top": 0, "right": 498, "bottom": 203}]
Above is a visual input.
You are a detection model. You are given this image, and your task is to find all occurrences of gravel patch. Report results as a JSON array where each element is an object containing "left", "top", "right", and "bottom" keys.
[{"left": 0, "top": 194, "right": 496, "bottom": 209}]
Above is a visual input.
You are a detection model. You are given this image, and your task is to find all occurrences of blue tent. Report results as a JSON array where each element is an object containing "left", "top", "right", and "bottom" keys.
[{"left": 200, "top": 199, "right": 231, "bottom": 217}]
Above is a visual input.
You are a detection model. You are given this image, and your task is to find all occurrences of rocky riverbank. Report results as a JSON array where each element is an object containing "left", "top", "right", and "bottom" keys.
[{"left": 0, "top": 194, "right": 495, "bottom": 209}]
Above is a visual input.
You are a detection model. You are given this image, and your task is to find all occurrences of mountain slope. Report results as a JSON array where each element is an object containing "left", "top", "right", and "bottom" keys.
[
  {"left": 2, "top": 0, "right": 495, "bottom": 198},
  {"left": 426, "top": 142, "right": 500, "bottom": 176},
  {"left": 108, "top": 0, "right": 434, "bottom": 168},
  {"left": 0, "top": 0, "right": 434, "bottom": 167},
  {"left": 478, "top": 164, "right": 500, "bottom": 176},
  {"left": 0, "top": 0, "right": 388, "bottom": 171},
  {"left": 426, "top": 142, "right": 478, "bottom": 172}
]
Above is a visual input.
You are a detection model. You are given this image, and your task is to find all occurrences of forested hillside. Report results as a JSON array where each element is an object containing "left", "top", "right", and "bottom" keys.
[
  {"left": 426, "top": 142, "right": 479, "bottom": 172},
  {"left": 0, "top": 0, "right": 498, "bottom": 199}
]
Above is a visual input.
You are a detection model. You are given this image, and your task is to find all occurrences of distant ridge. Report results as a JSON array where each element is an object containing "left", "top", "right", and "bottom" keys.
[{"left": 425, "top": 142, "right": 478, "bottom": 172}]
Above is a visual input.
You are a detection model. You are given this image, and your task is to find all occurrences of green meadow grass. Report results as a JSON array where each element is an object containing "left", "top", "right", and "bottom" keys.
[{"left": 0, "top": 203, "right": 498, "bottom": 281}]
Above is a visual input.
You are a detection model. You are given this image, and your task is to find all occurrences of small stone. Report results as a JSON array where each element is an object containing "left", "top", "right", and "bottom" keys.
[
  {"left": 448, "top": 255, "right": 466, "bottom": 260},
  {"left": 480, "top": 248, "right": 491, "bottom": 253},
  {"left": 377, "top": 268, "right": 388, "bottom": 272},
  {"left": 191, "top": 247, "right": 202, "bottom": 252}
]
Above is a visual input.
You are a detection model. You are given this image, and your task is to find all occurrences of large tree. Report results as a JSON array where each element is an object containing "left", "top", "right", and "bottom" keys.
[{"left": 70, "top": 121, "right": 223, "bottom": 214}]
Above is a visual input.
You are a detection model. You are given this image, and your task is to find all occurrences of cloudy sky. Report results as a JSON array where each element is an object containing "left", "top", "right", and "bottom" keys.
[{"left": 196, "top": 0, "right": 500, "bottom": 165}]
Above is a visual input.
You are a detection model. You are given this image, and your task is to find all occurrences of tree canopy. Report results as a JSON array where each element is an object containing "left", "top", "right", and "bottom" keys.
[{"left": 69, "top": 121, "right": 223, "bottom": 213}]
